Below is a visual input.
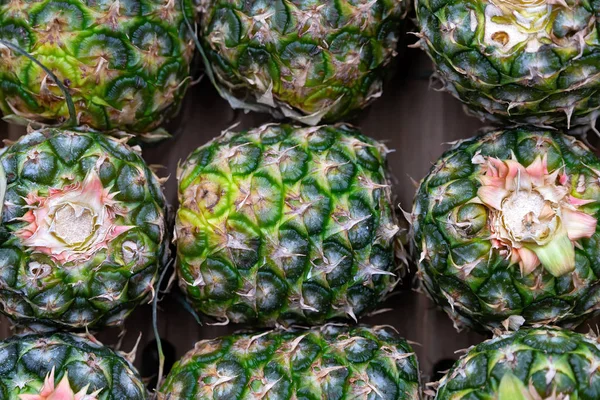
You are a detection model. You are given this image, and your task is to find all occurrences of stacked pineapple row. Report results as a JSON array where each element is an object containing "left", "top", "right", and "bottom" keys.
[
  {"left": 414, "top": 0, "right": 600, "bottom": 396},
  {"left": 0, "top": 0, "right": 599, "bottom": 398}
]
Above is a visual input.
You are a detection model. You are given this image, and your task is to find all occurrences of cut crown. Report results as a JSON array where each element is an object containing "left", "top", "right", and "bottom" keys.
[
  {"left": 474, "top": 153, "right": 596, "bottom": 277},
  {"left": 15, "top": 158, "right": 133, "bottom": 264},
  {"left": 19, "top": 368, "right": 101, "bottom": 400}
]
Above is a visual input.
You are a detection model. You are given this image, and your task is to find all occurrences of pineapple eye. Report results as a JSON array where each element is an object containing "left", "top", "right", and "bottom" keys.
[
  {"left": 121, "top": 240, "right": 139, "bottom": 264},
  {"left": 347, "top": 196, "right": 375, "bottom": 249},
  {"left": 116, "top": 164, "right": 147, "bottom": 202},
  {"left": 22, "top": 151, "right": 57, "bottom": 185},
  {"left": 31, "top": 1, "right": 86, "bottom": 31},
  {"left": 455, "top": 203, "right": 488, "bottom": 236},
  {"left": 212, "top": 361, "right": 246, "bottom": 398},
  {"left": 86, "top": 0, "right": 141, "bottom": 16},
  {"left": 280, "top": 41, "right": 326, "bottom": 84},
  {"left": 552, "top": 7, "right": 593, "bottom": 38},
  {"left": 130, "top": 21, "right": 173, "bottom": 56},
  {"left": 75, "top": 33, "right": 130, "bottom": 69},
  {"left": 104, "top": 75, "right": 149, "bottom": 116},
  {"left": 0, "top": 23, "right": 32, "bottom": 52},
  {"left": 277, "top": 227, "right": 309, "bottom": 280},
  {"left": 315, "top": 241, "right": 352, "bottom": 287},
  {"left": 28, "top": 261, "right": 52, "bottom": 279},
  {"left": 247, "top": 0, "right": 288, "bottom": 33},
  {"left": 344, "top": 337, "right": 378, "bottom": 363},
  {"left": 256, "top": 270, "right": 287, "bottom": 313},
  {"left": 201, "top": 258, "right": 239, "bottom": 301},
  {"left": 324, "top": 150, "right": 356, "bottom": 193},
  {"left": 329, "top": 32, "right": 371, "bottom": 65},
  {"left": 301, "top": 281, "right": 331, "bottom": 316},
  {"left": 226, "top": 142, "right": 261, "bottom": 175},
  {"left": 194, "top": 180, "right": 222, "bottom": 211},
  {"left": 250, "top": 174, "right": 282, "bottom": 226},
  {"left": 491, "top": 31, "right": 510, "bottom": 46},
  {"left": 277, "top": 145, "right": 308, "bottom": 183}
]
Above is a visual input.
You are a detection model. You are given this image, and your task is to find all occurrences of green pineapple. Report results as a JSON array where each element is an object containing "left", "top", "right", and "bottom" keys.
[
  {"left": 0, "top": 128, "right": 168, "bottom": 329},
  {"left": 411, "top": 128, "right": 600, "bottom": 332},
  {"left": 435, "top": 328, "right": 600, "bottom": 399},
  {"left": 198, "top": 0, "right": 407, "bottom": 125},
  {"left": 0, "top": 332, "right": 147, "bottom": 399},
  {"left": 175, "top": 123, "right": 401, "bottom": 327},
  {"left": 0, "top": 0, "right": 195, "bottom": 134},
  {"left": 416, "top": 0, "right": 600, "bottom": 128},
  {"left": 158, "top": 324, "right": 421, "bottom": 400}
]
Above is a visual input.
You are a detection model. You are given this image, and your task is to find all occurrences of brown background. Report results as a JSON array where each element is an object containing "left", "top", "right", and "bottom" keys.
[{"left": 5, "top": 44, "right": 588, "bottom": 389}]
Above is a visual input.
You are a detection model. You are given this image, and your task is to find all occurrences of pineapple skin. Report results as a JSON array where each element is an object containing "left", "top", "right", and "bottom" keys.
[
  {"left": 159, "top": 324, "right": 421, "bottom": 400},
  {"left": 412, "top": 128, "right": 600, "bottom": 332},
  {"left": 175, "top": 123, "right": 402, "bottom": 327},
  {"left": 436, "top": 328, "right": 600, "bottom": 399},
  {"left": 416, "top": 0, "right": 600, "bottom": 128},
  {"left": 199, "top": 0, "right": 407, "bottom": 125},
  {"left": 0, "top": 128, "right": 168, "bottom": 330},
  {"left": 0, "top": 0, "right": 196, "bottom": 134},
  {"left": 0, "top": 332, "right": 147, "bottom": 399}
]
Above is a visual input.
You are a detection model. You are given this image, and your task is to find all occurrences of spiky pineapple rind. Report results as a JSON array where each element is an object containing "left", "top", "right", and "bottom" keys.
[
  {"left": 416, "top": 0, "right": 600, "bottom": 128},
  {"left": 159, "top": 324, "right": 421, "bottom": 400},
  {"left": 436, "top": 328, "right": 600, "bottom": 399},
  {"left": 175, "top": 123, "right": 402, "bottom": 327},
  {"left": 199, "top": 0, "right": 407, "bottom": 125},
  {"left": 0, "top": 0, "right": 196, "bottom": 134}
]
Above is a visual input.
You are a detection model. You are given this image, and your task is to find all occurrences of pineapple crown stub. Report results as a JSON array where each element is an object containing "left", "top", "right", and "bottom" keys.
[
  {"left": 19, "top": 368, "right": 101, "bottom": 400},
  {"left": 15, "top": 158, "right": 133, "bottom": 265},
  {"left": 473, "top": 152, "right": 597, "bottom": 277},
  {"left": 455, "top": 0, "right": 579, "bottom": 54},
  {"left": 419, "top": 0, "right": 592, "bottom": 58},
  {"left": 483, "top": 0, "right": 564, "bottom": 53}
]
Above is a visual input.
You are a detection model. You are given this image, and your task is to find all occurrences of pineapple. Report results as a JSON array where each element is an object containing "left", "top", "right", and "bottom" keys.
[
  {"left": 0, "top": 332, "right": 147, "bottom": 399},
  {"left": 175, "top": 123, "right": 401, "bottom": 327},
  {"left": 0, "top": 128, "right": 168, "bottom": 329},
  {"left": 416, "top": 0, "right": 600, "bottom": 129},
  {"left": 411, "top": 128, "right": 600, "bottom": 332},
  {"left": 158, "top": 324, "right": 421, "bottom": 400},
  {"left": 435, "top": 328, "right": 600, "bottom": 399},
  {"left": 198, "top": 0, "right": 407, "bottom": 125},
  {"left": 0, "top": 0, "right": 196, "bottom": 134}
]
